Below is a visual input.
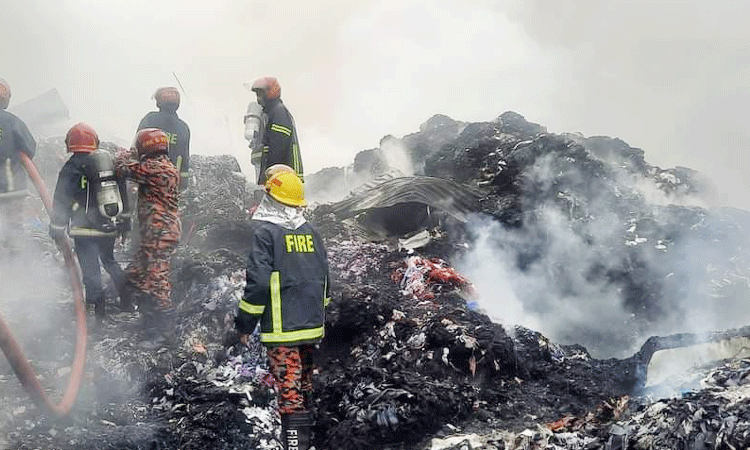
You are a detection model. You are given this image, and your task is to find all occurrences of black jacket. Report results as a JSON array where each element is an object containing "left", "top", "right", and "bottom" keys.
[
  {"left": 51, "top": 152, "right": 128, "bottom": 237},
  {"left": 257, "top": 99, "right": 302, "bottom": 184},
  {"left": 0, "top": 110, "right": 36, "bottom": 196},
  {"left": 138, "top": 110, "right": 191, "bottom": 178},
  {"left": 235, "top": 197, "right": 329, "bottom": 346}
]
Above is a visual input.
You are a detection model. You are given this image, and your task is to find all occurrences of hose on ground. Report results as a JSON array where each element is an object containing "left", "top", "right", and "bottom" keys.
[{"left": 0, "top": 152, "right": 87, "bottom": 417}]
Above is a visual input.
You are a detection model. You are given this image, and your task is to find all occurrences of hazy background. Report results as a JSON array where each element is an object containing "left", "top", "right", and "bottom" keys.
[{"left": 2, "top": 0, "right": 748, "bottom": 208}]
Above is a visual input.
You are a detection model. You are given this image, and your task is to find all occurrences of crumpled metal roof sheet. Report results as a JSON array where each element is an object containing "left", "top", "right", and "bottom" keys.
[{"left": 327, "top": 176, "right": 484, "bottom": 222}]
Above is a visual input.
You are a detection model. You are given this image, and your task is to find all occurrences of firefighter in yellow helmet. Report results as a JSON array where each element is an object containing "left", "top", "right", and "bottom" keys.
[{"left": 235, "top": 166, "right": 329, "bottom": 450}]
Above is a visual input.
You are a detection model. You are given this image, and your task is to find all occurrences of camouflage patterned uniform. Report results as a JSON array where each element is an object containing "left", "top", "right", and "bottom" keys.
[
  {"left": 267, "top": 345, "right": 316, "bottom": 414},
  {"left": 115, "top": 149, "right": 180, "bottom": 309}
]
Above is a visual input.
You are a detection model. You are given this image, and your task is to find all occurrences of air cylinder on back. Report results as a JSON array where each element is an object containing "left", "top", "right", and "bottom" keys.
[{"left": 85, "top": 149, "right": 123, "bottom": 221}]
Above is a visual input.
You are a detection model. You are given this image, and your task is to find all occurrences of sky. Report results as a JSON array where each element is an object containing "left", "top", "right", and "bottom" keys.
[{"left": 2, "top": 0, "right": 749, "bottom": 208}]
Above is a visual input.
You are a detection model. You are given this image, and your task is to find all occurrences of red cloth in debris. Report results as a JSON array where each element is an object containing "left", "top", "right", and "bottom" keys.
[{"left": 392, "top": 256, "right": 474, "bottom": 300}]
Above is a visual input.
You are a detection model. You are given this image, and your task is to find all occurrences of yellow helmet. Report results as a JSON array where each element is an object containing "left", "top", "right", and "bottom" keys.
[
  {"left": 265, "top": 170, "right": 307, "bottom": 207},
  {"left": 265, "top": 163, "right": 296, "bottom": 181}
]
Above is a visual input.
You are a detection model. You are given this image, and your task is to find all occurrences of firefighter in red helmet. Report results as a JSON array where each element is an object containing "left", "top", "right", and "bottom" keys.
[
  {"left": 50, "top": 123, "right": 129, "bottom": 325},
  {"left": 249, "top": 77, "right": 303, "bottom": 185},
  {"left": 115, "top": 128, "right": 181, "bottom": 346},
  {"left": 137, "top": 87, "right": 191, "bottom": 190},
  {"left": 0, "top": 78, "right": 36, "bottom": 258}
]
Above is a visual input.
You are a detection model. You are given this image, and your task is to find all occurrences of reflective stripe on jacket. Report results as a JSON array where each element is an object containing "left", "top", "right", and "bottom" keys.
[
  {"left": 235, "top": 213, "right": 329, "bottom": 346},
  {"left": 257, "top": 99, "right": 302, "bottom": 185}
]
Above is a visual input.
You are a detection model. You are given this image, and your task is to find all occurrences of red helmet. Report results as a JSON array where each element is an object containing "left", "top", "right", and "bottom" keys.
[
  {"left": 0, "top": 78, "right": 10, "bottom": 110},
  {"left": 135, "top": 128, "right": 169, "bottom": 157},
  {"left": 65, "top": 123, "right": 99, "bottom": 153},
  {"left": 154, "top": 86, "right": 180, "bottom": 110},
  {"left": 251, "top": 77, "right": 281, "bottom": 103}
]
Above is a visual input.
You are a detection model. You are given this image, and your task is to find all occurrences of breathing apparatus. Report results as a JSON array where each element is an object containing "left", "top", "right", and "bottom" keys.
[
  {"left": 84, "top": 149, "right": 123, "bottom": 228},
  {"left": 244, "top": 101, "right": 266, "bottom": 174}
]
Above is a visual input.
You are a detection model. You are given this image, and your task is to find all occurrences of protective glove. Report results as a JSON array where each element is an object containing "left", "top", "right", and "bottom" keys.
[{"left": 48, "top": 223, "right": 67, "bottom": 242}]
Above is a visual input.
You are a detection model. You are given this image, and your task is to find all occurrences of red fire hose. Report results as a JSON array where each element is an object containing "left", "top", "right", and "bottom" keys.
[{"left": 0, "top": 153, "right": 87, "bottom": 417}]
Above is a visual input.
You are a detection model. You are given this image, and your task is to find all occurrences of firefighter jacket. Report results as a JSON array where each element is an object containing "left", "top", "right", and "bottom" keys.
[
  {"left": 51, "top": 153, "right": 128, "bottom": 237},
  {"left": 257, "top": 99, "right": 302, "bottom": 185},
  {"left": 236, "top": 194, "right": 330, "bottom": 347},
  {"left": 114, "top": 150, "right": 181, "bottom": 244},
  {"left": 137, "top": 110, "right": 191, "bottom": 180},
  {"left": 0, "top": 110, "right": 36, "bottom": 198}
]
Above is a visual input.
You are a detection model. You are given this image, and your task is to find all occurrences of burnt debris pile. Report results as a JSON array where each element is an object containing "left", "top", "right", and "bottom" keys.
[{"left": 3, "top": 111, "right": 750, "bottom": 450}]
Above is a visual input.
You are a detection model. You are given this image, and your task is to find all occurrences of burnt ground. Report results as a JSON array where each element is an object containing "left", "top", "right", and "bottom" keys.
[
  {"left": 0, "top": 226, "right": 640, "bottom": 450},
  {"left": 2, "top": 113, "right": 750, "bottom": 450}
]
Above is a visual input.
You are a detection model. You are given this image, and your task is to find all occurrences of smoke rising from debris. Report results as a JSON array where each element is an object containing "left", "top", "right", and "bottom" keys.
[
  {"left": 458, "top": 146, "right": 750, "bottom": 359},
  {"left": 458, "top": 211, "right": 640, "bottom": 359},
  {"left": 379, "top": 137, "right": 414, "bottom": 177}
]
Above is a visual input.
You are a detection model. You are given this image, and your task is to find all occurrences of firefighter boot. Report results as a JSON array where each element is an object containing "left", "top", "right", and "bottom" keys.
[
  {"left": 93, "top": 298, "right": 106, "bottom": 327},
  {"left": 118, "top": 281, "right": 137, "bottom": 312},
  {"left": 281, "top": 411, "right": 313, "bottom": 450},
  {"left": 136, "top": 298, "right": 161, "bottom": 348},
  {"left": 137, "top": 298, "right": 176, "bottom": 350},
  {"left": 86, "top": 293, "right": 106, "bottom": 330}
]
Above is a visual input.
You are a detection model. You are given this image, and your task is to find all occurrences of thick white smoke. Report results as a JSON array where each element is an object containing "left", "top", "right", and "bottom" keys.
[
  {"left": 380, "top": 137, "right": 414, "bottom": 177},
  {"left": 457, "top": 210, "right": 640, "bottom": 359},
  {"left": 306, "top": 136, "right": 415, "bottom": 205},
  {"left": 457, "top": 145, "right": 750, "bottom": 359}
]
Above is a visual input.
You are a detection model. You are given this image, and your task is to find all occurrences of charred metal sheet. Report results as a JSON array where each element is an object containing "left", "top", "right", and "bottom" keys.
[
  {"left": 631, "top": 326, "right": 750, "bottom": 388},
  {"left": 327, "top": 176, "right": 484, "bottom": 222}
]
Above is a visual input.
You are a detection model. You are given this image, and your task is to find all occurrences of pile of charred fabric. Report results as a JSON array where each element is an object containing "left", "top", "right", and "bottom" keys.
[{"left": 2, "top": 111, "right": 750, "bottom": 450}]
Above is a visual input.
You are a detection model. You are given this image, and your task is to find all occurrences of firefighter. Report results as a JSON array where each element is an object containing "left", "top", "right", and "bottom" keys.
[
  {"left": 137, "top": 87, "right": 190, "bottom": 190},
  {"left": 115, "top": 128, "right": 180, "bottom": 344},
  {"left": 235, "top": 167, "right": 329, "bottom": 450},
  {"left": 49, "top": 123, "right": 128, "bottom": 324},
  {"left": 0, "top": 78, "right": 36, "bottom": 258},
  {"left": 249, "top": 77, "right": 303, "bottom": 185}
]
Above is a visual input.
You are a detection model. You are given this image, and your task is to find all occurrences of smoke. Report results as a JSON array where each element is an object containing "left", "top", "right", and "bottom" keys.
[
  {"left": 458, "top": 209, "right": 640, "bottom": 359},
  {"left": 379, "top": 136, "right": 414, "bottom": 177},
  {"left": 505, "top": 0, "right": 750, "bottom": 211},
  {"left": 0, "top": 191, "right": 109, "bottom": 424},
  {"left": 457, "top": 141, "right": 750, "bottom": 359},
  {"left": 305, "top": 136, "right": 415, "bottom": 205},
  {"left": 456, "top": 217, "right": 540, "bottom": 332},
  {"left": 0, "top": 234, "right": 74, "bottom": 396},
  {"left": 4, "top": 0, "right": 750, "bottom": 212}
]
